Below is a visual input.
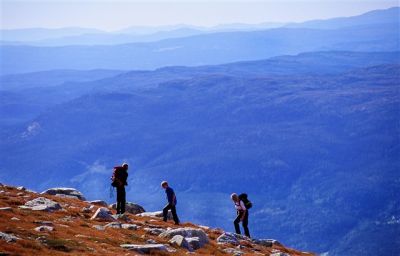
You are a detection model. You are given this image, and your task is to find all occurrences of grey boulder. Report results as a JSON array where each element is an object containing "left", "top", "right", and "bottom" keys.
[
  {"left": 110, "top": 202, "right": 145, "bottom": 214},
  {"left": 20, "top": 197, "right": 62, "bottom": 211},
  {"left": 169, "top": 235, "right": 191, "bottom": 250},
  {"left": 90, "top": 207, "right": 115, "bottom": 222},
  {"left": 41, "top": 187, "right": 86, "bottom": 201},
  {"left": 217, "top": 232, "right": 240, "bottom": 245},
  {"left": 159, "top": 227, "right": 208, "bottom": 248},
  {"left": 89, "top": 200, "right": 108, "bottom": 207}
]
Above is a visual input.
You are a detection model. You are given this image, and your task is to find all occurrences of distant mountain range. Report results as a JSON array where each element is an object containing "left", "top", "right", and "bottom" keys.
[
  {"left": 1, "top": 7, "right": 397, "bottom": 46},
  {"left": 1, "top": 19, "right": 398, "bottom": 74},
  {"left": 0, "top": 51, "right": 399, "bottom": 255}
]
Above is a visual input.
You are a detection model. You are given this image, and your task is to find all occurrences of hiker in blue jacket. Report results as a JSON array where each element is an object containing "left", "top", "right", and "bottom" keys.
[{"left": 161, "top": 181, "right": 180, "bottom": 225}]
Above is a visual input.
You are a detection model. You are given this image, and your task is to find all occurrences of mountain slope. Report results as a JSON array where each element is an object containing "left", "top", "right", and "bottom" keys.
[
  {"left": 1, "top": 59, "right": 398, "bottom": 255},
  {"left": 0, "top": 184, "right": 312, "bottom": 255}
]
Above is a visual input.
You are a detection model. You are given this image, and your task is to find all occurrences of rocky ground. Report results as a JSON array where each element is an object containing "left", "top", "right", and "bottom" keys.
[{"left": 0, "top": 183, "right": 314, "bottom": 255}]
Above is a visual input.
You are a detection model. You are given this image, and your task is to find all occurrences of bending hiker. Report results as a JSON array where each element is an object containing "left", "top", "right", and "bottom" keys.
[
  {"left": 111, "top": 163, "right": 129, "bottom": 214},
  {"left": 161, "top": 181, "right": 180, "bottom": 225},
  {"left": 231, "top": 193, "right": 251, "bottom": 237}
]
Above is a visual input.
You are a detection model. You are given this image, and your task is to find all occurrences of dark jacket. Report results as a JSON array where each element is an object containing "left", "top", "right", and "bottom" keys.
[
  {"left": 113, "top": 166, "right": 128, "bottom": 187},
  {"left": 165, "top": 187, "right": 177, "bottom": 205}
]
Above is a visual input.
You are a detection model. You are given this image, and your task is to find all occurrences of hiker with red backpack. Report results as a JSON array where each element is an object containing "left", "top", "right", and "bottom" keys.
[
  {"left": 111, "top": 163, "right": 129, "bottom": 214},
  {"left": 231, "top": 193, "right": 252, "bottom": 237}
]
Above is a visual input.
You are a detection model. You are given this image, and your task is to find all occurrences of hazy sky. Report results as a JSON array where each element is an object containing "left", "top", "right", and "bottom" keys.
[{"left": 0, "top": 0, "right": 398, "bottom": 31}]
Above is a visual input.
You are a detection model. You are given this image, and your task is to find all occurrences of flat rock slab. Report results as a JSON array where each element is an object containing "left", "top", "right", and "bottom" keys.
[
  {"left": 41, "top": 187, "right": 86, "bottom": 201},
  {"left": 120, "top": 244, "right": 167, "bottom": 253},
  {"left": 0, "top": 207, "right": 12, "bottom": 211},
  {"left": 136, "top": 210, "right": 173, "bottom": 220},
  {"left": 0, "top": 232, "right": 20, "bottom": 243},
  {"left": 21, "top": 197, "right": 62, "bottom": 211}
]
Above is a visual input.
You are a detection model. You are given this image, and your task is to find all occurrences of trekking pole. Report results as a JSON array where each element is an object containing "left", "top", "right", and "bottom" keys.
[{"left": 109, "top": 185, "right": 114, "bottom": 199}]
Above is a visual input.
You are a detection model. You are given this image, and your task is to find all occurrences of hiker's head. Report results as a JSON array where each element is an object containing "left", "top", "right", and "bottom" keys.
[
  {"left": 122, "top": 163, "right": 129, "bottom": 170},
  {"left": 161, "top": 181, "right": 168, "bottom": 189},
  {"left": 231, "top": 193, "right": 239, "bottom": 202}
]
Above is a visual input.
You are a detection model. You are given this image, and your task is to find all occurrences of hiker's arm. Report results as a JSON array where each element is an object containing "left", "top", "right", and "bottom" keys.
[
  {"left": 240, "top": 201, "right": 247, "bottom": 221},
  {"left": 167, "top": 189, "right": 174, "bottom": 205}
]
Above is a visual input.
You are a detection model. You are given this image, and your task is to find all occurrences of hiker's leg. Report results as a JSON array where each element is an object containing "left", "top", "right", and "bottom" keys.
[
  {"left": 242, "top": 211, "right": 250, "bottom": 238},
  {"left": 163, "top": 204, "right": 171, "bottom": 222},
  {"left": 170, "top": 205, "right": 180, "bottom": 224},
  {"left": 121, "top": 186, "right": 126, "bottom": 214},
  {"left": 116, "top": 187, "right": 122, "bottom": 214},
  {"left": 234, "top": 212, "right": 242, "bottom": 234}
]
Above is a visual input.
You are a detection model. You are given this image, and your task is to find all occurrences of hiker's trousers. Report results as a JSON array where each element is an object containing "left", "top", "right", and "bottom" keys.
[
  {"left": 116, "top": 186, "right": 126, "bottom": 214},
  {"left": 163, "top": 203, "right": 180, "bottom": 224},
  {"left": 234, "top": 210, "right": 250, "bottom": 237}
]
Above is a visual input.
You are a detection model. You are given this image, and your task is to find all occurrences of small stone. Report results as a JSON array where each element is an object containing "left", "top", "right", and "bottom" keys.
[
  {"left": 104, "top": 222, "right": 122, "bottom": 229},
  {"left": 86, "top": 200, "right": 108, "bottom": 207},
  {"left": 146, "top": 239, "right": 157, "bottom": 244},
  {"left": 81, "top": 206, "right": 92, "bottom": 213},
  {"left": 11, "top": 217, "right": 20, "bottom": 221},
  {"left": 144, "top": 227, "right": 166, "bottom": 236},
  {"left": 75, "top": 234, "right": 90, "bottom": 238},
  {"left": 93, "top": 225, "right": 105, "bottom": 231},
  {"left": 34, "top": 226, "right": 54, "bottom": 232},
  {"left": 17, "top": 186, "right": 26, "bottom": 191},
  {"left": 120, "top": 244, "right": 167, "bottom": 253},
  {"left": 223, "top": 248, "right": 244, "bottom": 256},
  {"left": 0, "top": 207, "right": 12, "bottom": 211},
  {"left": 33, "top": 220, "right": 53, "bottom": 226},
  {"left": 122, "top": 224, "right": 138, "bottom": 230},
  {"left": 17, "top": 192, "right": 24, "bottom": 196},
  {"left": 0, "top": 232, "right": 19, "bottom": 243}
]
